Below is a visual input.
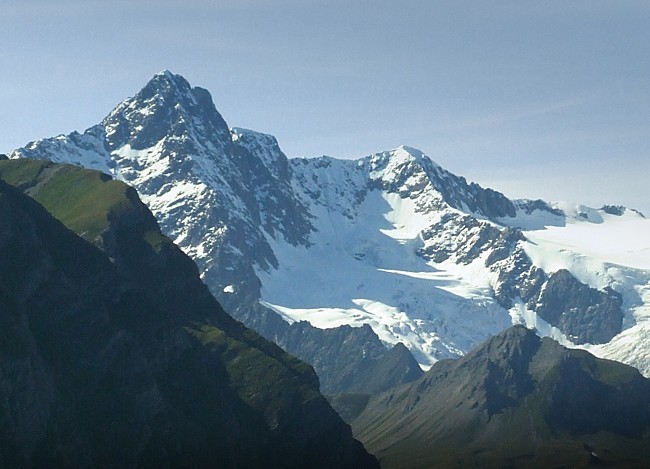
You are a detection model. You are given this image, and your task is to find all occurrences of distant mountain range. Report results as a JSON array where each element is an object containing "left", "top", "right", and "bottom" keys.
[{"left": 11, "top": 70, "right": 650, "bottom": 384}]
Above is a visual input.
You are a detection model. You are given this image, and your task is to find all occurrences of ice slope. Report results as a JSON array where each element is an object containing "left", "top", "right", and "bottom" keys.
[
  {"left": 258, "top": 147, "right": 530, "bottom": 366},
  {"left": 523, "top": 207, "right": 650, "bottom": 273},
  {"left": 259, "top": 187, "right": 511, "bottom": 366}
]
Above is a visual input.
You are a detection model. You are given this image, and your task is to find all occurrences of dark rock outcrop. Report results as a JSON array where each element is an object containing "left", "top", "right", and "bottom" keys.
[
  {"left": 601, "top": 204, "right": 626, "bottom": 216},
  {"left": 276, "top": 322, "right": 423, "bottom": 394},
  {"left": 494, "top": 248, "right": 623, "bottom": 345},
  {"left": 530, "top": 269, "right": 623, "bottom": 344},
  {"left": 231, "top": 304, "right": 423, "bottom": 394}
]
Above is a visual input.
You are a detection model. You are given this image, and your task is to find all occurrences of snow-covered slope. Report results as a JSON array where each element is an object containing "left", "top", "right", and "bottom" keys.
[
  {"left": 11, "top": 71, "right": 650, "bottom": 376},
  {"left": 259, "top": 149, "right": 517, "bottom": 365},
  {"left": 261, "top": 147, "right": 650, "bottom": 369}
]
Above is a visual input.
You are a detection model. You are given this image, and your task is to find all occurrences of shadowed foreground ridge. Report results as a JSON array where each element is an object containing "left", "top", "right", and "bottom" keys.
[
  {"left": 352, "top": 325, "right": 650, "bottom": 468},
  {"left": 0, "top": 159, "right": 377, "bottom": 468}
]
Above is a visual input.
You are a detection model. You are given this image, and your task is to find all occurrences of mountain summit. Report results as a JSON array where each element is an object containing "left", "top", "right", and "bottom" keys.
[
  {"left": 101, "top": 69, "right": 231, "bottom": 151},
  {"left": 15, "top": 70, "right": 312, "bottom": 310},
  {"left": 11, "top": 71, "right": 650, "bottom": 379}
]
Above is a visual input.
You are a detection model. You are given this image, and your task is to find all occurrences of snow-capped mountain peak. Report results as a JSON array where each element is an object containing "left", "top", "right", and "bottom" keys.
[
  {"left": 380, "top": 145, "right": 436, "bottom": 167},
  {"left": 10, "top": 71, "right": 650, "bottom": 378},
  {"left": 361, "top": 145, "right": 520, "bottom": 222},
  {"left": 11, "top": 72, "right": 313, "bottom": 313},
  {"left": 102, "top": 70, "right": 230, "bottom": 152}
]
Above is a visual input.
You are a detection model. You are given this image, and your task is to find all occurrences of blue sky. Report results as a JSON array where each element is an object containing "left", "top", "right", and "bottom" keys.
[{"left": 1, "top": 1, "right": 649, "bottom": 213}]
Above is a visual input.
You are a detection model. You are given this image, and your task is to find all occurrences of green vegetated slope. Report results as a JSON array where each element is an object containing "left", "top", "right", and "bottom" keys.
[
  {"left": 0, "top": 159, "right": 377, "bottom": 468},
  {"left": 352, "top": 325, "right": 650, "bottom": 468},
  {"left": 0, "top": 158, "right": 137, "bottom": 241}
]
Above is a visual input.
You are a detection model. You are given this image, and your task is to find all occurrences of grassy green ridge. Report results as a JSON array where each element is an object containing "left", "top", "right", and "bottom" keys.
[
  {"left": 0, "top": 160, "right": 135, "bottom": 242},
  {"left": 0, "top": 159, "right": 168, "bottom": 251},
  {"left": 188, "top": 324, "right": 315, "bottom": 414}
]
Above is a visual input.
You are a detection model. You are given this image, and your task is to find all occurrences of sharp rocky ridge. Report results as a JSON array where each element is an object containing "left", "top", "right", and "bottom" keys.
[{"left": 12, "top": 70, "right": 650, "bottom": 379}]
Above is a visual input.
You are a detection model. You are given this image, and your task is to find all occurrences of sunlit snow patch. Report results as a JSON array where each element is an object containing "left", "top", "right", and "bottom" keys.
[{"left": 257, "top": 188, "right": 512, "bottom": 368}]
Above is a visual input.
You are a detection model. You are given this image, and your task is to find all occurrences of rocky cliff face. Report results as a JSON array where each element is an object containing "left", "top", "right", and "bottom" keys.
[
  {"left": 11, "top": 71, "right": 648, "bottom": 377},
  {"left": 0, "top": 160, "right": 377, "bottom": 468},
  {"left": 352, "top": 326, "right": 650, "bottom": 468}
]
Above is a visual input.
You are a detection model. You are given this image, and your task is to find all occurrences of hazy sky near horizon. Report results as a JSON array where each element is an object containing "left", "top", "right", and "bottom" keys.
[{"left": 1, "top": 1, "right": 649, "bottom": 214}]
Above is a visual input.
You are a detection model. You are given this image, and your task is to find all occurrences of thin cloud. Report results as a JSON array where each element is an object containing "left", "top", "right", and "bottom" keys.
[{"left": 437, "top": 94, "right": 593, "bottom": 133}]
